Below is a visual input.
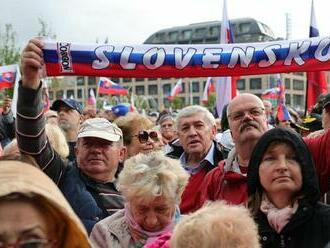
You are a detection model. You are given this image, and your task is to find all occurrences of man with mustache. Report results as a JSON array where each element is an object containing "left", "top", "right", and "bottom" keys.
[
  {"left": 199, "top": 93, "right": 330, "bottom": 206},
  {"left": 198, "top": 93, "right": 275, "bottom": 205}
]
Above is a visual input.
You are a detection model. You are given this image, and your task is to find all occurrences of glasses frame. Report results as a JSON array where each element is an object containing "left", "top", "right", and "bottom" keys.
[
  {"left": 133, "top": 130, "right": 159, "bottom": 144},
  {"left": 228, "top": 107, "right": 265, "bottom": 122}
]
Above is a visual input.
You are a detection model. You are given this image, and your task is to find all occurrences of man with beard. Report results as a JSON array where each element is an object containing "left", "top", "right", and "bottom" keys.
[
  {"left": 50, "top": 98, "right": 82, "bottom": 161},
  {"left": 198, "top": 93, "right": 270, "bottom": 204}
]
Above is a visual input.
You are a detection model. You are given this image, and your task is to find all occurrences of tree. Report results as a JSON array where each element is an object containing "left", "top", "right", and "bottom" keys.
[
  {"left": 0, "top": 24, "right": 20, "bottom": 66},
  {"left": 171, "top": 96, "right": 184, "bottom": 110},
  {"left": 37, "top": 18, "right": 56, "bottom": 39},
  {"left": 204, "top": 93, "right": 216, "bottom": 111}
]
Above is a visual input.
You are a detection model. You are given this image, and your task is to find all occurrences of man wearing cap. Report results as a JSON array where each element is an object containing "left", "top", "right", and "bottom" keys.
[
  {"left": 18, "top": 38, "right": 127, "bottom": 233},
  {"left": 50, "top": 98, "right": 83, "bottom": 161}
]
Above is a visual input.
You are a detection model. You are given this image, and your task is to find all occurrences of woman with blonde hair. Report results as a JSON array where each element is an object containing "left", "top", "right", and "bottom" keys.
[
  {"left": 90, "top": 152, "right": 189, "bottom": 248},
  {"left": 0, "top": 160, "right": 90, "bottom": 247},
  {"left": 170, "top": 201, "right": 260, "bottom": 248}
]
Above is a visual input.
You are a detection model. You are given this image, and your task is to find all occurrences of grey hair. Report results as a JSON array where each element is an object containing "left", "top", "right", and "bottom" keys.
[
  {"left": 118, "top": 151, "right": 189, "bottom": 203},
  {"left": 175, "top": 105, "right": 216, "bottom": 130}
]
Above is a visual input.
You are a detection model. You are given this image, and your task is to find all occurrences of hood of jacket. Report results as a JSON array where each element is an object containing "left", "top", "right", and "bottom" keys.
[
  {"left": 247, "top": 127, "right": 320, "bottom": 205},
  {"left": 0, "top": 160, "right": 90, "bottom": 247}
]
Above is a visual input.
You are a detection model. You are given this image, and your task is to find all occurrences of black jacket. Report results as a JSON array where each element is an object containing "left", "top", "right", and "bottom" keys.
[
  {"left": 166, "top": 139, "right": 224, "bottom": 170},
  {"left": 247, "top": 128, "right": 330, "bottom": 248}
]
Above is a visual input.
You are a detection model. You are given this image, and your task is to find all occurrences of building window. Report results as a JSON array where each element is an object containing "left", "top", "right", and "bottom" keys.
[
  {"left": 163, "top": 84, "right": 171, "bottom": 96},
  {"left": 77, "top": 77, "right": 84, "bottom": 86},
  {"left": 250, "top": 78, "right": 262, "bottom": 89},
  {"left": 285, "top": 94, "right": 291, "bottom": 105},
  {"left": 56, "top": 90, "right": 63, "bottom": 99},
  {"left": 285, "top": 78, "right": 291, "bottom": 89},
  {"left": 168, "top": 31, "right": 178, "bottom": 42},
  {"left": 111, "top": 78, "right": 119, "bottom": 83},
  {"left": 136, "top": 85, "right": 145, "bottom": 95},
  {"left": 148, "top": 85, "right": 158, "bottom": 95},
  {"left": 49, "top": 91, "right": 54, "bottom": 100},
  {"left": 88, "top": 77, "right": 96, "bottom": 85},
  {"left": 163, "top": 98, "right": 170, "bottom": 108},
  {"left": 193, "top": 96, "right": 200, "bottom": 105},
  {"left": 293, "top": 79, "right": 304, "bottom": 90},
  {"left": 292, "top": 94, "right": 303, "bottom": 108},
  {"left": 135, "top": 78, "right": 144, "bottom": 82},
  {"left": 123, "top": 78, "right": 131, "bottom": 83},
  {"left": 191, "top": 81, "right": 200, "bottom": 92},
  {"left": 236, "top": 79, "right": 246, "bottom": 90},
  {"left": 77, "top": 89, "right": 83, "bottom": 98},
  {"left": 181, "top": 82, "right": 186, "bottom": 93},
  {"left": 268, "top": 75, "right": 278, "bottom": 88},
  {"left": 67, "top": 90, "right": 74, "bottom": 98}
]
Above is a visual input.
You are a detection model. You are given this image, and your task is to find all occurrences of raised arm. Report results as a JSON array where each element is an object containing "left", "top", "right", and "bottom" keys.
[{"left": 17, "top": 38, "right": 65, "bottom": 185}]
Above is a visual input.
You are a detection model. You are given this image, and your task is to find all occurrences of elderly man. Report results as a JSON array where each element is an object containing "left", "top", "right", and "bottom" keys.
[
  {"left": 50, "top": 98, "right": 83, "bottom": 161},
  {"left": 199, "top": 93, "right": 330, "bottom": 206},
  {"left": 167, "top": 105, "right": 223, "bottom": 213},
  {"left": 18, "top": 38, "right": 127, "bottom": 233}
]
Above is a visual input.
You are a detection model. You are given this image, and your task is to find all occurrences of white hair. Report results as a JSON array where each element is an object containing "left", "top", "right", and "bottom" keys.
[
  {"left": 175, "top": 105, "right": 215, "bottom": 130},
  {"left": 118, "top": 151, "right": 189, "bottom": 203}
]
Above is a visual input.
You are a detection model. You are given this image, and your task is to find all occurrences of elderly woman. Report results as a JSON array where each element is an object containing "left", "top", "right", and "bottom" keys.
[
  {"left": 90, "top": 152, "right": 189, "bottom": 248},
  {"left": 0, "top": 160, "right": 89, "bottom": 247},
  {"left": 247, "top": 128, "right": 330, "bottom": 248},
  {"left": 114, "top": 113, "right": 162, "bottom": 158},
  {"left": 157, "top": 113, "right": 177, "bottom": 145},
  {"left": 170, "top": 201, "right": 260, "bottom": 248}
]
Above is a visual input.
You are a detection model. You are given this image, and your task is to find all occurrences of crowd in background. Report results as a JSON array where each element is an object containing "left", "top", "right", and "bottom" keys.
[{"left": 1, "top": 38, "right": 330, "bottom": 248}]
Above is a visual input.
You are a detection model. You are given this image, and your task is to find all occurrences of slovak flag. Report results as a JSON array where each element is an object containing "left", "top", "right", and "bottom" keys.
[
  {"left": 0, "top": 65, "right": 18, "bottom": 89},
  {"left": 215, "top": 0, "right": 237, "bottom": 117},
  {"left": 261, "top": 87, "right": 280, "bottom": 100},
  {"left": 88, "top": 88, "right": 97, "bottom": 106},
  {"left": 167, "top": 79, "right": 183, "bottom": 101},
  {"left": 98, "top": 77, "right": 128, "bottom": 95},
  {"left": 202, "top": 77, "right": 215, "bottom": 104},
  {"left": 306, "top": 0, "right": 327, "bottom": 112},
  {"left": 276, "top": 75, "right": 291, "bottom": 121}
]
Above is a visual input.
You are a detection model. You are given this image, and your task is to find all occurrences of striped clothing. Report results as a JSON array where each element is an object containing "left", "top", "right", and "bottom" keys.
[{"left": 16, "top": 81, "right": 124, "bottom": 233}]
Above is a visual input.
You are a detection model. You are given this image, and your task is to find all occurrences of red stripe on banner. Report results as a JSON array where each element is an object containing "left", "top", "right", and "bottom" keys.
[{"left": 45, "top": 58, "right": 330, "bottom": 78}]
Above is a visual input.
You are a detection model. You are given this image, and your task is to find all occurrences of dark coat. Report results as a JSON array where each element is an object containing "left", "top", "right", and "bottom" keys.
[
  {"left": 247, "top": 128, "right": 330, "bottom": 248},
  {"left": 166, "top": 139, "right": 224, "bottom": 170}
]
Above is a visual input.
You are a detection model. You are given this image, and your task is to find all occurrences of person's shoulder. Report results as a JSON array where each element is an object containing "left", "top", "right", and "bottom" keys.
[
  {"left": 96, "top": 209, "right": 126, "bottom": 227},
  {"left": 205, "top": 160, "right": 226, "bottom": 180}
]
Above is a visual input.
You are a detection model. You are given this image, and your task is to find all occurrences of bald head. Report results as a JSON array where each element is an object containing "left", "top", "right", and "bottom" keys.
[{"left": 227, "top": 93, "right": 268, "bottom": 147}]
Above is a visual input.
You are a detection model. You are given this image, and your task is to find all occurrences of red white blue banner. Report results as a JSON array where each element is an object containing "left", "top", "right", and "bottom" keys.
[{"left": 43, "top": 36, "right": 330, "bottom": 78}]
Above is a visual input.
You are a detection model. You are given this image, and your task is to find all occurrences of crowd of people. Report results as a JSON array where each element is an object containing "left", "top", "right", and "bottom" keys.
[{"left": 1, "top": 37, "right": 330, "bottom": 247}]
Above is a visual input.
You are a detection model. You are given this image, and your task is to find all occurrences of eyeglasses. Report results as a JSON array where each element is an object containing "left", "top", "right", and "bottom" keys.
[
  {"left": 133, "top": 130, "right": 159, "bottom": 144},
  {"left": 228, "top": 107, "right": 265, "bottom": 121},
  {"left": 0, "top": 239, "right": 54, "bottom": 248}
]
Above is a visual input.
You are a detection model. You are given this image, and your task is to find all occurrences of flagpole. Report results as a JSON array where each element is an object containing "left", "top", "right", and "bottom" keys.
[{"left": 190, "top": 80, "right": 193, "bottom": 105}]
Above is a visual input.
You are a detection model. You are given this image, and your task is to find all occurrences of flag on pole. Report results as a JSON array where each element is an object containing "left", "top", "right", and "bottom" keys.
[
  {"left": 88, "top": 88, "right": 97, "bottom": 106},
  {"left": 130, "top": 92, "right": 136, "bottom": 112},
  {"left": 167, "top": 79, "right": 183, "bottom": 101},
  {"left": 261, "top": 87, "right": 280, "bottom": 100},
  {"left": 215, "top": 0, "right": 237, "bottom": 117},
  {"left": 202, "top": 77, "right": 215, "bottom": 104},
  {"left": 276, "top": 75, "right": 291, "bottom": 121},
  {"left": 306, "top": 0, "right": 327, "bottom": 113},
  {"left": 98, "top": 77, "right": 128, "bottom": 95},
  {"left": 8, "top": 64, "right": 21, "bottom": 117}
]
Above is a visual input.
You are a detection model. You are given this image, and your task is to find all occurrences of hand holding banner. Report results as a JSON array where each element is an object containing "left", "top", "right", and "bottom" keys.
[{"left": 42, "top": 37, "right": 330, "bottom": 78}]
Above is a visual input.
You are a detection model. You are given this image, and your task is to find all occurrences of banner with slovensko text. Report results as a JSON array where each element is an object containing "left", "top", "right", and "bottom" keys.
[{"left": 43, "top": 36, "right": 330, "bottom": 78}]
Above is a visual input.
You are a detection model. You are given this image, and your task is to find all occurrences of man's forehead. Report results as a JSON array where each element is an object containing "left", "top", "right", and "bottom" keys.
[
  {"left": 229, "top": 96, "right": 263, "bottom": 112},
  {"left": 179, "top": 114, "right": 206, "bottom": 125}
]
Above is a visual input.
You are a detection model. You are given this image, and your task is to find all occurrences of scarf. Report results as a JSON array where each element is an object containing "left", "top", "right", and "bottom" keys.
[
  {"left": 260, "top": 194, "right": 298, "bottom": 233},
  {"left": 124, "top": 204, "right": 180, "bottom": 247}
]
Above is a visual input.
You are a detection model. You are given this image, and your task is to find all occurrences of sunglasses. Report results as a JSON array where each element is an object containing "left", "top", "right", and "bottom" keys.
[{"left": 133, "top": 130, "right": 159, "bottom": 144}]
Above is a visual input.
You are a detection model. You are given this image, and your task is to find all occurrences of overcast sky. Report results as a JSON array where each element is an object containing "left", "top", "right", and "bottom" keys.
[{"left": 1, "top": 0, "right": 329, "bottom": 48}]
